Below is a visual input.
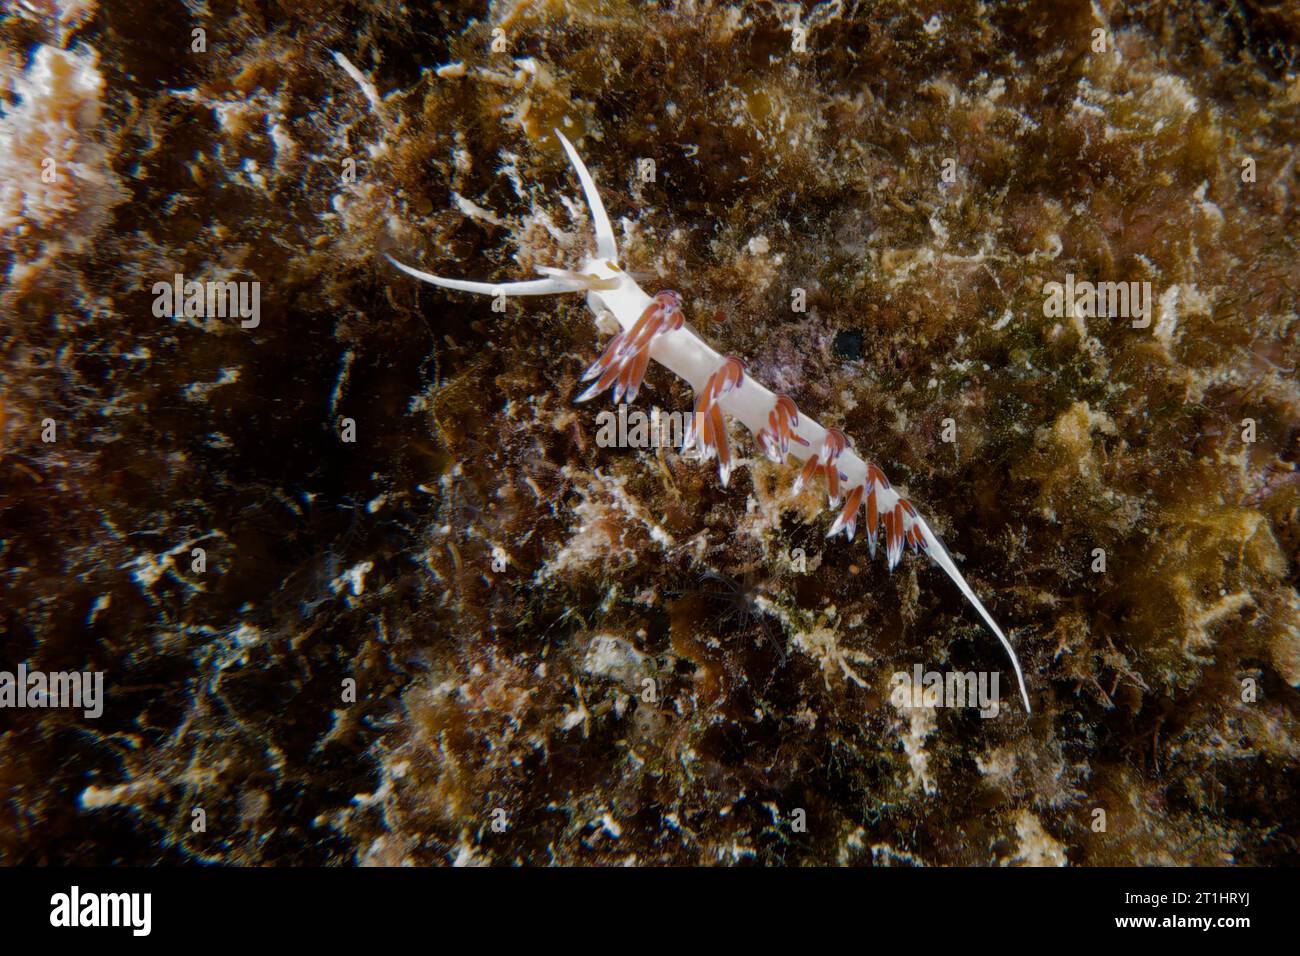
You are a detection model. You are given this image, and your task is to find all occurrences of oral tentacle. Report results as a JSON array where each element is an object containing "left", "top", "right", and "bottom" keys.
[
  {"left": 386, "top": 254, "right": 589, "bottom": 296},
  {"left": 536, "top": 266, "right": 622, "bottom": 290}
]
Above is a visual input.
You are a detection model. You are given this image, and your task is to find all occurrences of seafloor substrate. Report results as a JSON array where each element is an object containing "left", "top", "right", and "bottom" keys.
[{"left": 1, "top": 0, "right": 1297, "bottom": 865}]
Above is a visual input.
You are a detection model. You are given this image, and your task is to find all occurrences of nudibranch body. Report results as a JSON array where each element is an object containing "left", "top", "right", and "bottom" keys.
[{"left": 388, "top": 130, "right": 1032, "bottom": 714}]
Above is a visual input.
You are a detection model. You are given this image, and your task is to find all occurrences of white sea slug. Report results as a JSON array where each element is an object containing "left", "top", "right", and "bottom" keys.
[{"left": 388, "top": 130, "right": 1032, "bottom": 713}]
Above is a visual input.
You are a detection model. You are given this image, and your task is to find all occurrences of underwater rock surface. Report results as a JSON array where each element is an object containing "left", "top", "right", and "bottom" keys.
[{"left": 1, "top": 0, "right": 1297, "bottom": 865}]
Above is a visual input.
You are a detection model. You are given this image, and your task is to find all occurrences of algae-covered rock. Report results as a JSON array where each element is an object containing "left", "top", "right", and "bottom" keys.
[{"left": 1, "top": 0, "right": 1297, "bottom": 865}]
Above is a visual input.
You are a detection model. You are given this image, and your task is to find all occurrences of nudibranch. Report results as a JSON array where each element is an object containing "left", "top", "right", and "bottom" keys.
[{"left": 388, "top": 130, "right": 1032, "bottom": 713}]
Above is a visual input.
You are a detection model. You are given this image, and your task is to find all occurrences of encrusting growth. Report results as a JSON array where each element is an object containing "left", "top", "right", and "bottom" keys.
[{"left": 387, "top": 130, "right": 1032, "bottom": 714}]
